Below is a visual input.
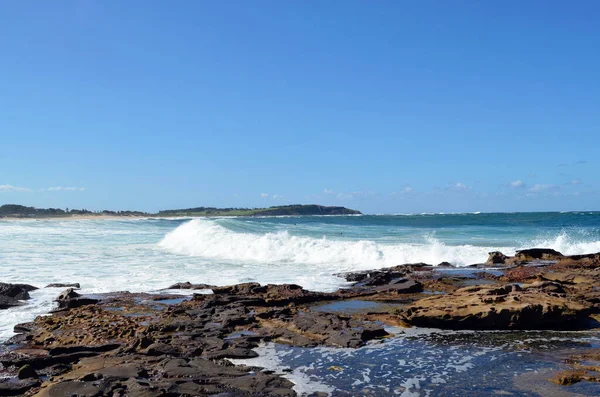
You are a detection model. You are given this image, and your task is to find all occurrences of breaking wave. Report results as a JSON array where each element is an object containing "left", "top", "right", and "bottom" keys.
[
  {"left": 158, "top": 219, "right": 512, "bottom": 268},
  {"left": 526, "top": 232, "right": 600, "bottom": 255}
]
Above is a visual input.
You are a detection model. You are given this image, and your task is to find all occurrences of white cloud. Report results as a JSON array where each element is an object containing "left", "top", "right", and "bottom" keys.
[
  {"left": 45, "top": 186, "right": 86, "bottom": 192},
  {"left": 570, "top": 179, "right": 582, "bottom": 185},
  {"left": 323, "top": 189, "right": 334, "bottom": 195},
  {"left": 529, "top": 184, "right": 559, "bottom": 193},
  {"left": 0, "top": 184, "right": 32, "bottom": 192},
  {"left": 403, "top": 186, "right": 414, "bottom": 193},
  {"left": 453, "top": 182, "right": 469, "bottom": 191},
  {"left": 272, "top": 194, "right": 283, "bottom": 199},
  {"left": 260, "top": 193, "right": 269, "bottom": 198},
  {"left": 510, "top": 180, "right": 525, "bottom": 188}
]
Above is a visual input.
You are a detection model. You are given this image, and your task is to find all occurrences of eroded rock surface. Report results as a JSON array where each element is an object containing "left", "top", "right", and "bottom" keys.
[
  {"left": 2, "top": 249, "right": 600, "bottom": 395},
  {"left": 0, "top": 283, "right": 389, "bottom": 396},
  {"left": 400, "top": 282, "right": 592, "bottom": 330}
]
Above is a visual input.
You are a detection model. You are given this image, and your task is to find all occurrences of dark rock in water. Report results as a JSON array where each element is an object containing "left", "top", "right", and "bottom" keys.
[
  {"left": 166, "top": 281, "right": 213, "bottom": 290},
  {"left": 337, "top": 266, "right": 409, "bottom": 284},
  {"left": 45, "top": 283, "right": 80, "bottom": 289},
  {"left": 0, "top": 378, "right": 41, "bottom": 395},
  {"left": 56, "top": 288, "right": 80, "bottom": 300},
  {"left": 335, "top": 263, "right": 426, "bottom": 299},
  {"left": 17, "top": 364, "right": 38, "bottom": 379},
  {"left": 0, "top": 282, "right": 38, "bottom": 300},
  {"left": 486, "top": 249, "right": 600, "bottom": 269},
  {"left": 341, "top": 278, "right": 423, "bottom": 298},
  {"left": 55, "top": 288, "right": 99, "bottom": 310},
  {"left": 212, "top": 283, "right": 334, "bottom": 306},
  {"left": 0, "top": 295, "right": 23, "bottom": 310},
  {"left": 514, "top": 248, "right": 563, "bottom": 262},
  {"left": 487, "top": 251, "right": 509, "bottom": 264},
  {"left": 437, "top": 261, "right": 455, "bottom": 268},
  {"left": 0, "top": 282, "right": 38, "bottom": 309}
]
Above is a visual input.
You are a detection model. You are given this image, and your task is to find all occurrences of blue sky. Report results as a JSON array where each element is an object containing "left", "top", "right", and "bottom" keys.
[{"left": 1, "top": 1, "right": 599, "bottom": 213}]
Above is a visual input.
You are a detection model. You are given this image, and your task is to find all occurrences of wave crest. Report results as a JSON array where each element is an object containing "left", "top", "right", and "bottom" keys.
[
  {"left": 158, "top": 219, "right": 511, "bottom": 268},
  {"left": 526, "top": 232, "right": 600, "bottom": 255}
]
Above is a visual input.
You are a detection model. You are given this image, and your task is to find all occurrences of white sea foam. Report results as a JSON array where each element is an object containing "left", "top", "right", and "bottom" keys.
[
  {"left": 525, "top": 232, "right": 600, "bottom": 255},
  {"left": 158, "top": 219, "right": 511, "bottom": 269},
  {"left": 228, "top": 343, "right": 335, "bottom": 396},
  {"left": 2, "top": 217, "right": 599, "bottom": 343}
]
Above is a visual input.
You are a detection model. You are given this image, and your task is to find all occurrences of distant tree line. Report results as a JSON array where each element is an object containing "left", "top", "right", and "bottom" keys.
[
  {"left": 0, "top": 204, "right": 146, "bottom": 217},
  {"left": 157, "top": 207, "right": 254, "bottom": 215},
  {"left": 0, "top": 204, "right": 360, "bottom": 218}
]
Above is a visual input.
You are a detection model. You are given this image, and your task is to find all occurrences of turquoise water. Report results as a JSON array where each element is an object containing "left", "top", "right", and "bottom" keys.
[
  {"left": 2, "top": 212, "right": 600, "bottom": 395},
  {"left": 1, "top": 212, "right": 599, "bottom": 340}
]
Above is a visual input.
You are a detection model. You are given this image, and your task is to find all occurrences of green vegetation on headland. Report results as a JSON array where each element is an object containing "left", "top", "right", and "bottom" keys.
[
  {"left": 0, "top": 204, "right": 361, "bottom": 218},
  {"left": 157, "top": 204, "right": 361, "bottom": 217}
]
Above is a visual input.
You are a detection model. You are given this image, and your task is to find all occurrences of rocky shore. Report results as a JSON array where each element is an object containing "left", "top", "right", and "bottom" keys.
[{"left": 1, "top": 248, "right": 600, "bottom": 396}]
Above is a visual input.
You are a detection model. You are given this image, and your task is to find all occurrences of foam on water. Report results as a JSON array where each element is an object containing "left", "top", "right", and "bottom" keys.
[
  {"left": 1, "top": 215, "right": 599, "bottom": 342},
  {"left": 229, "top": 331, "right": 600, "bottom": 396},
  {"left": 527, "top": 231, "right": 600, "bottom": 255},
  {"left": 158, "top": 219, "right": 513, "bottom": 268}
]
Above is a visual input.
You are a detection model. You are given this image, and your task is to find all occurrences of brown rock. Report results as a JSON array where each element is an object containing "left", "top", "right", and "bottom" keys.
[
  {"left": 401, "top": 283, "right": 591, "bottom": 330},
  {"left": 486, "top": 251, "right": 509, "bottom": 264}
]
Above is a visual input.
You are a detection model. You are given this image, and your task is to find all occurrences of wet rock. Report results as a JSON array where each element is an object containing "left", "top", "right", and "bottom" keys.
[
  {"left": 166, "top": 281, "right": 214, "bottom": 290},
  {"left": 0, "top": 282, "right": 37, "bottom": 300},
  {"left": 486, "top": 251, "right": 509, "bottom": 264},
  {"left": 401, "top": 283, "right": 592, "bottom": 330},
  {"left": 212, "top": 282, "right": 265, "bottom": 295},
  {"left": 342, "top": 278, "right": 423, "bottom": 297},
  {"left": 548, "top": 348, "right": 600, "bottom": 387},
  {"left": 494, "top": 250, "right": 600, "bottom": 269},
  {"left": 512, "top": 248, "right": 564, "bottom": 262},
  {"left": 212, "top": 283, "right": 333, "bottom": 306},
  {"left": 292, "top": 311, "right": 389, "bottom": 348},
  {"left": 55, "top": 288, "right": 99, "bottom": 310},
  {"left": 0, "top": 378, "right": 41, "bottom": 395},
  {"left": 35, "top": 379, "right": 107, "bottom": 396},
  {"left": 142, "top": 343, "right": 179, "bottom": 356},
  {"left": 45, "top": 283, "right": 80, "bottom": 289},
  {"left": 17, "top": 364, "right": 38, "bottom": 379},
  {"left": 0, "top": 295, "right": 23, "bottom": 310},
  {"left": 56, "top": 288, "right": 80, "bottom": 300},
  {"left": 337, "top": 266, "right": 409, "bottom": 284}
]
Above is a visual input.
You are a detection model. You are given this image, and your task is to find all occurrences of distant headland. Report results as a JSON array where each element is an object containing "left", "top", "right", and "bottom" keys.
[{"left": 0, "top": 204, "right": 361, "bottom": 219}]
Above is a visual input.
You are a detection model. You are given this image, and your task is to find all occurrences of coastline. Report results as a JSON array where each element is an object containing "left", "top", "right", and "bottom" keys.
[
  {"left": 1, "top": 249, "right": 600, "bottom": 396},
  {"left": 0, "top": 214, "right": 153, "bottom": 221}
]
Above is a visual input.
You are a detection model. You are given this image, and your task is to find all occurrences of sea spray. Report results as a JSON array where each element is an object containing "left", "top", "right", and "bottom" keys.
[
  {"left": 2, "top": 214, "right": 600, "bottom": 342},
  {"left": 158, "top": 219, "right": 513, "bottom": 268}
]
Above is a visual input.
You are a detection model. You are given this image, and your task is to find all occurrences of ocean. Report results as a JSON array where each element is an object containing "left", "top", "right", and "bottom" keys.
[
  {"left": 1, "top": 212, "right": 600, "bottom": 341},
  {"left": 2, "top": 212, "right": 600, "bottom": 395}
]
